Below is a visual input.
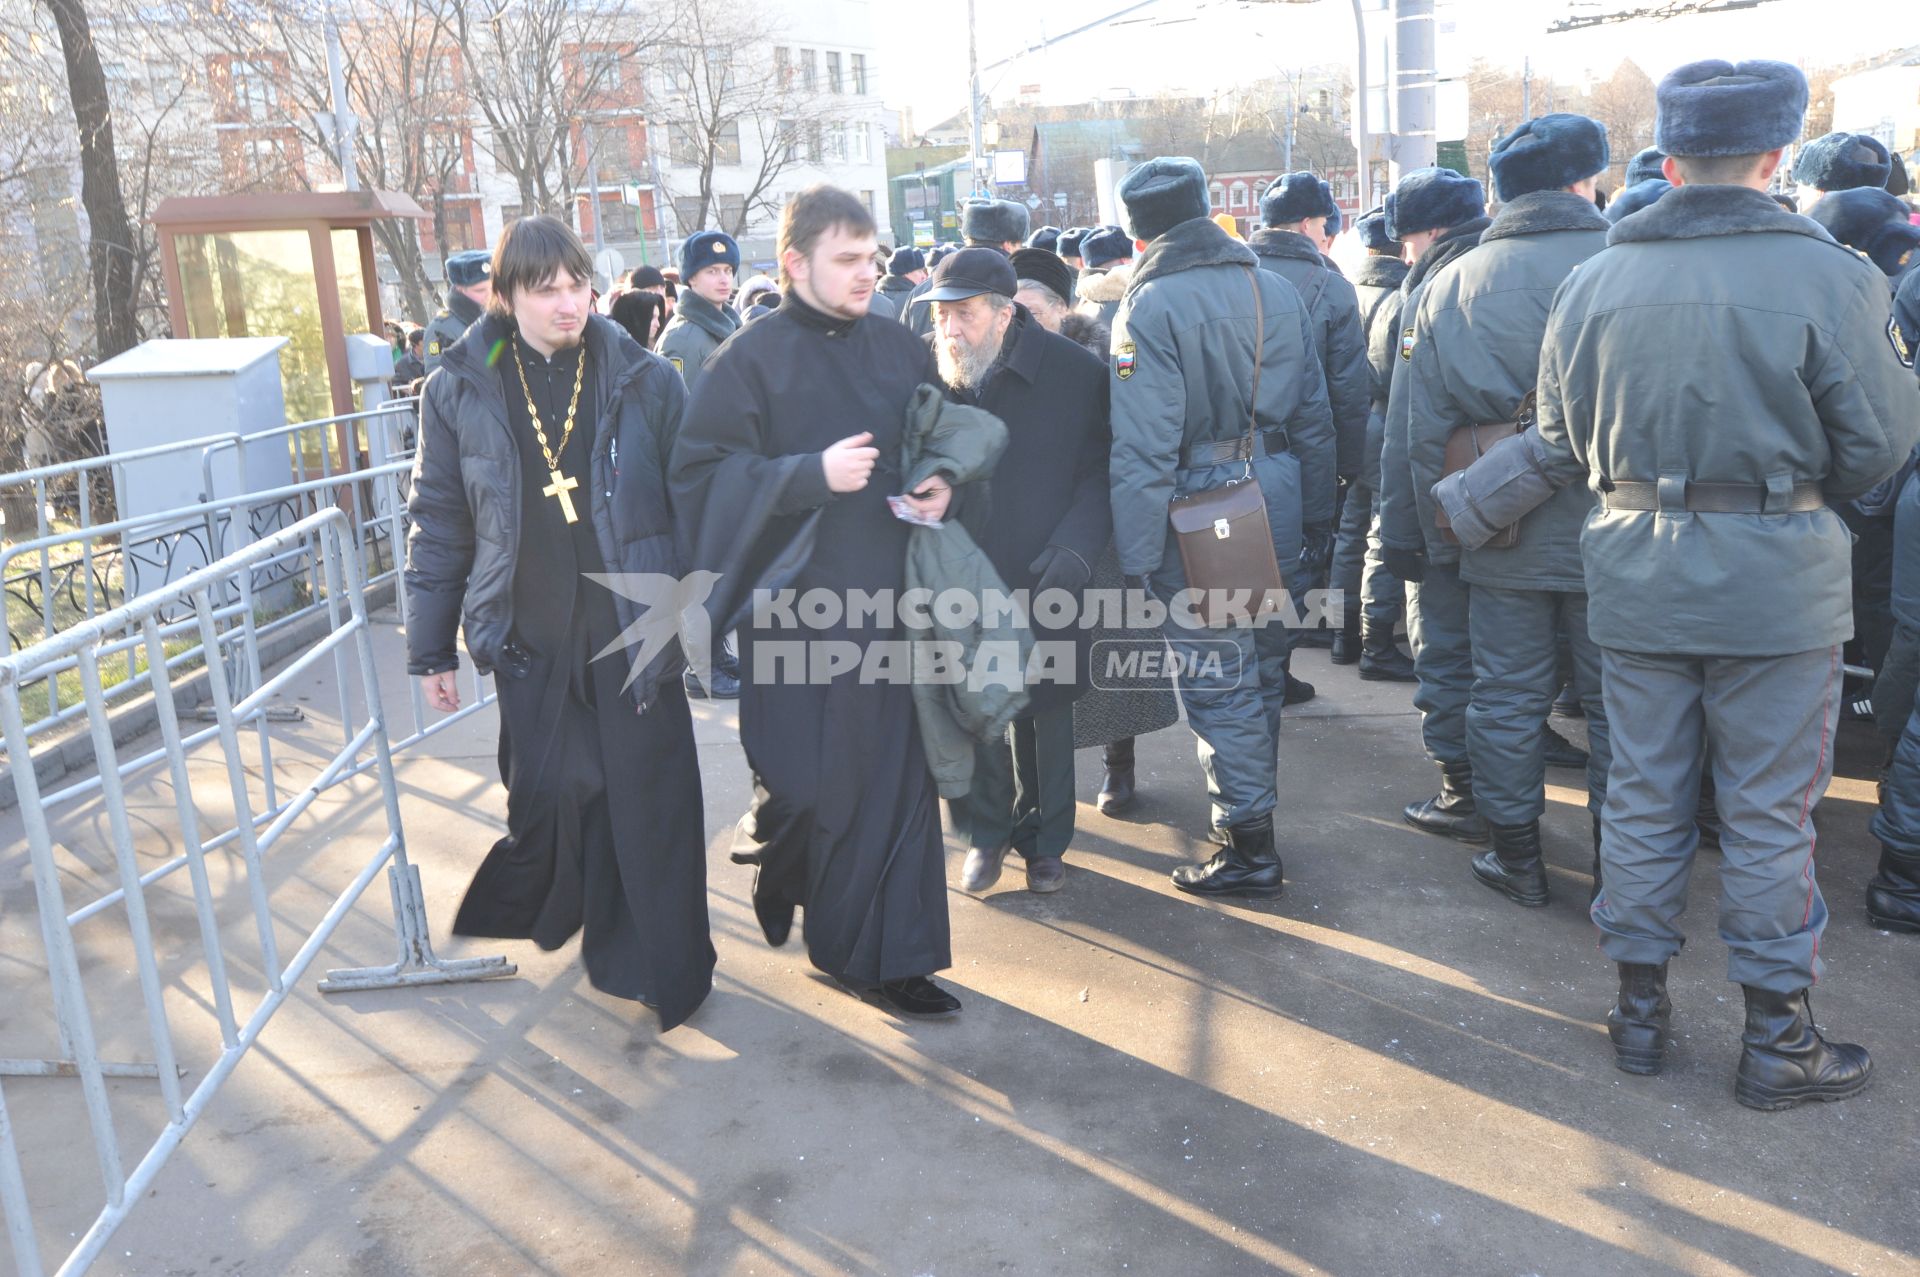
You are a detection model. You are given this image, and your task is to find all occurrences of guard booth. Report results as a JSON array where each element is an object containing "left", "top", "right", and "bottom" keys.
[{"left": 152, "top": 190, "right": 428, "bottom": 438}]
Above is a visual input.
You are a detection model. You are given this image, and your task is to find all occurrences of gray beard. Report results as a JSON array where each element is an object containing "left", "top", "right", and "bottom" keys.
[{"left": 936, "top": 337, "right": 997, "bottom": 390}]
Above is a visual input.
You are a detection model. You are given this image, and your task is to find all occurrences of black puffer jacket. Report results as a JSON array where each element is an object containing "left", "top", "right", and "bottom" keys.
[{"left": 404, "top": 312, "right": 690, "bottom": 710}]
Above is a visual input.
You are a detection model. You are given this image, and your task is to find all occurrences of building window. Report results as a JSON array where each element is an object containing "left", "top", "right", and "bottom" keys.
[
  {"left": 800, "top": 49, "right": 817, "bottom": 92},
  {"left": 232, "top": 59, "right": 277, "bottom": 122},
  {"left": 444, "top": 210, "right": 478, "bottom": 253},
  {"left": 777, "top": 118, "right": 800, "bottom": 162},
  {"left": 244, "top": 134, "right": 288, "bottom": 175},
  {"left": 587, "top": 122, "right": 628, "bottom": 173},
  {"left": 851, "top": 123, "right": 871, "bottom": 164},
  {"left": 1208, "top": 181, "right": 1225, "bottom": 210},
  {"left": 1229, "top": 181, "right": 1249, "bottom": 210},
  {"left": 582, "top": 49, "right": 621, "bottom": 91},
  {"left": 715, "top": 120, "right": 741, "bottom": 166},
  {"left": 862, "top": 189, "right": 876, "bottom": 216},
  {"left": 827, "top": 51, "right": 843, "bottom": 95},
  {"left": 852, "top": 53, "right": 868, "bottom": 96},
  {"left": 826, "top": 126, "right": 847, "bottom": 162},
  {"left": 805, "top": 122, "right": 822, "bottom": 163},
  {"left": 774, "top": 46, "right": 790, "bottom": 88},
  {"left": 716, "top": 194, "right": 746, "bottom": 230}
]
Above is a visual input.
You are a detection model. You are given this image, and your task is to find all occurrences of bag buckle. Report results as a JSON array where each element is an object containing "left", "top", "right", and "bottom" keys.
[{"left": 1213, "top": 518, "right": 1232, "bottom": 539}]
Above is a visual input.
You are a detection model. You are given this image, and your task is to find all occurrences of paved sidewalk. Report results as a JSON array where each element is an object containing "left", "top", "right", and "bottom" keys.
[{"left": 2, "top": 621, "right": 1916, "bottom": 1276}]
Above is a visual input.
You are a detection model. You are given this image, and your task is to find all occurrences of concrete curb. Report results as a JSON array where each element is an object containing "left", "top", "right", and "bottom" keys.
[{"left": 0, "top": 578, "right": 397, "bottom": 809}]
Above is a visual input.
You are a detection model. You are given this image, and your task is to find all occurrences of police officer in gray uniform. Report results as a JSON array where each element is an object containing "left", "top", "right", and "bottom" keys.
[
  {"left": 1108, "top": 157, "right": 1334, "bottom": 897},
  {"left": 1373, "top": 168, "right": 1493, "bottom": 842},
  {"left": 1249, "top": 174, "right": 1371, "bottom": 681},
  {"left": 657, "top": 230, "right": 742, "bottom": 402},
  {"left": 421, "top": 249, "right": 492, "bottom": 375},
  {"left": 1339, "top": 208, "right": 1415, "bottom": 679},
  {"left": 1534, "top": 59, "right": 1920, "bottom": 1107},
  {"left": 1401, "top": 114, "right": 1615, "bottom": 909}
]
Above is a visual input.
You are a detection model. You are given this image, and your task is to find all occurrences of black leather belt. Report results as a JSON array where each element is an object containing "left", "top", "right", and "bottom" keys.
[
  {"left": 1182, "top": 429, "right": 1290, "bottom": 470},
  {"left": 1601, "top": 478, "right": 1825, "bottom": 514}
]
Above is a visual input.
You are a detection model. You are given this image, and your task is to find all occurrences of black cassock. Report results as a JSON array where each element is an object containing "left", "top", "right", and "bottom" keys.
[
  {"left": 672, "top": 294, "right": 951, "bottom": 985},
  {"left": 452, "top": 338, "right": 714, "bottom": 1029}
]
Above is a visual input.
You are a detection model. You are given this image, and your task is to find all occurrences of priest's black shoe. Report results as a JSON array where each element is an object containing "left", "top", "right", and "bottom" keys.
[
  {"left": 961, "top": 841, "right": 1011, "bottom": 892},
  {"left": 876, "top": 975, "right": 962, "bottom": 1020},
  {"left": 1865, "top": 845, "right": 1920, "bottom": 932},
  {"left": 1403, "top": 759, "right": 1489, "bottom": 843},
  {"left": 1471, "top": 820, "right": 1550, "bottom": 907},
  {"left": 1607, "top": 961, "right": 1670, "bottom": 1075},
  {"left": 1097, "top": 737, "right": 1137, "bottom": 815},
  {"left": 1357, "top": 623, "right": 1416, "bottom": 682},
  {"left": 1543, "top": 723, "right": 1587, "bottom": 770},
  {"left": 1284, "top": 673, "right": 1316, "bottom": 706},
  {"left": 751, "top": 871, "right": 794, "bottom": 947},
  {"left": 1735, "top": 987, "right": 1871, "bottom": 1111},
  {"left": 1172, "top": 816, "right": 1283, "bottom": 898},
  {"left": 1329, "top": 611, "right": 1362, "bottom": 665}
]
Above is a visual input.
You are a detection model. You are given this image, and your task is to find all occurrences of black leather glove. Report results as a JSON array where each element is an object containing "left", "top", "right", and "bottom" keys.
[
  {"left": 1381, "top": 544, "right": 1428, "bottom": 584},
  {"left": 1030, "top": 545, "right": 1093, "bottom": 595},
  {"left": 1302, "top": 520, "right": 1335, "bottom": 573}
]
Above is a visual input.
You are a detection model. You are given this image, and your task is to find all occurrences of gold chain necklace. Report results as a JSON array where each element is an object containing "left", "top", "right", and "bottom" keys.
[{"left": 512, "top": 334, "right": 587, "bottom": 523}]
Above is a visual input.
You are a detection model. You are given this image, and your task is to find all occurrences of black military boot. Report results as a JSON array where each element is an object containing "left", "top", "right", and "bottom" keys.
[
  {"left": 1329, "top": 609, "right": 1363, "bottom": 666},
  {"left": 1607, "top": 961, "right": 1671, "bottom": 1075},
  {"left": 1403, "top": 759, "right": 1489, "bottom": 843},
  {"left": 1284, "top": 672, "right": 1317, "bottom": 705},
  {"left": 1734, "top": 987, "right": 1872, "bottom": 1111},
  {"left": 1543, "top": 722, "right": 1588, "bottom": 770},
  {"left": 1471, "top": 820, "right": 1551, "bottom": 907},
  {"left": 1097, "top": 737, "right": 1138, "bottom": 816},
  {"left": 1358, "top": 622, "right": 1417, "bottom": 682},
  {"left": 1865, "top": 845, "right": 1920, "bottom": 932},
  {"left": 1172, "top": 815, "right": 1283, "bottom": 898},
  {"left": 1551, "top": 683, "right": 1585, "bottom": 719}
]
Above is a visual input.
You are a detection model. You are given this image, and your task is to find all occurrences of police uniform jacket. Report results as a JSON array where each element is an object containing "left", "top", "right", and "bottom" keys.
[
  {"left": 1248, "top": 228, "right": 1371, "bottom": 481},
  {"left": 422, "top": 287, "right": 485, "bottom": 374},
  {"left": 1374, "top": 217, "right": 1492, "bottom": 566},
  {"left": 1352, "top": 255, "right": 1409, "bottom": 493},
  {"left": 1402, "top": 190, "right": 1609, "bottom": 592},
  {"left": 1534, "top": 184, "right": 1920, "bottom": 656},
  {"left": 656, "top": 290, "right": 740, "bottom": 399},
  {"left": 1108, "top": 215, "right": 1334, "bottom": 577}
]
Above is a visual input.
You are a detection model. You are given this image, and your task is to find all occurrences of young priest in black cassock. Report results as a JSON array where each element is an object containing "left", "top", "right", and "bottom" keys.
[
  {"left": 671, "top": 186, "right": 966, "bottom": 1021},
  {"left": 406, "top": 215, "right": 714, "bottom": 1029}
]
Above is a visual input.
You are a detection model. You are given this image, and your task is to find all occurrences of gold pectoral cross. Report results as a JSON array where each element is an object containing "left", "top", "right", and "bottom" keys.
[{"left": 543, "top": 468, "right": 580, "bottom": 523}]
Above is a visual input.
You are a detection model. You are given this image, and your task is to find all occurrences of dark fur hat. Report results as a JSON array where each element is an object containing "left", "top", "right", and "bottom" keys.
[
  {"left": 1056, "top": 227, "right": 1090, "bottom": 260},
  {"left": 1081, "top": 226, "right": 1134, "bottom": 268},
  {"left": 1025, "top": 225, "right": 1061, "bottom": 252},
  {"left": 1625, "top": 146, "right": 1668, "bottom": 186},
  {"left": 1010, "top": 247, "right": 1076, "bottom": 307},
  {"left": 1889, "top": 152, "right": 1911, "bottom": 197},
  {"left": 1489, "top": 113, "right": 1611, "bottom": 200},
  {"left": 1259, "top": 171, "right": 1336, "bottom": 226},
  {"left": 1356, "top": 205, "right": 1398, "bottom": 251},
  {"left": 1654, "top": 59, "right": 1807, "bottom": 158},
  {"left": 1809, "top": 186, "right": 1920, "bottom": 275},
  {"left": 1323, "top": 185, "right": 1343, "bottom": 237},
  {"left": 1604, "top": 178, "right": 1675, "bottom": 224},
  {"left": 962, "top": 198, "right": 1031, "bottom": 246},
  {"left": 1118, "top": 157, "right": 1212, "bottom": 242},
  {"left": 1384, "top": 167, "right": 1485, "bottom": 238},
  {"left": 1794, "top": 132, "right": 1892, "bottom": 192}
]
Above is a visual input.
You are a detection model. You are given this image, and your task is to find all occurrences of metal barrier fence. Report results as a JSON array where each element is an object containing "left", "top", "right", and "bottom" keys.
[
  {"left": 0, "top": 396, "right": 492, "bottom": 761},
  {"left": 0, "top": 509, "right": 513, "bottom": 1277}
]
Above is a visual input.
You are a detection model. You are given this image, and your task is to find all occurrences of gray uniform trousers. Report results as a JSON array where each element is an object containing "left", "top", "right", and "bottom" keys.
[
  {"left": 1405, "top": 561, "right": 1473, "bottom": 766},
  {"left": 1870, "top": 649, "right": 1920, "bottom": 854},
  {"left": 1467, "top": 586, "right": 1610, "bottom": 823},
  {"left": 1151, "top": 451, "right": 1302, "bottom": 831},
  {"left": 1330, "top": 481, "right": 1402, "bottom": 628},
  {"left": 955, "top": 705, "right": 1077, "bottom": 861},
  {"left": 1592, "top": 645, "right": 1839, "bottom": 992}
]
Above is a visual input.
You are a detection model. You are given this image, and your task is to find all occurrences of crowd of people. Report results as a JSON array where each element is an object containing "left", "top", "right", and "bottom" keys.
[{"left": 401, "top": 56, "right": 1920, "bottom": 1113}]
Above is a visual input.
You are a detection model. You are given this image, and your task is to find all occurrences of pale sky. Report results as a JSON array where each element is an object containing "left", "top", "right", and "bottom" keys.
[{"left": 877, "top": 0, "right": 1905, "bottom": 132}]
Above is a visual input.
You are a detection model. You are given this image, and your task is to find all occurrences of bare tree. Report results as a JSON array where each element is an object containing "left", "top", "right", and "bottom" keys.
[
  {"left": 648, "top": 0, "right": 847, "bottom": 237},
  {"left": 1580, "top": 60, "right": 1657, "bottom": 192},
  {"left": 433, "top": 0, "right": 663, "bottom": 218},
  {"left": 33, "top": 0, "right": 140, "bottom": 361}
]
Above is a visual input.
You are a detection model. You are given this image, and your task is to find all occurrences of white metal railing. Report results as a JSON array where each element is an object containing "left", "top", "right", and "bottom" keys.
[{"left": 0, "top": 508, "right": 513, "bottom": 1277}]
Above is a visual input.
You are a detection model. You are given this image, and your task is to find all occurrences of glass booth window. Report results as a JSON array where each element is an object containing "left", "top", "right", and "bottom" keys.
[{"left": 175, "top": 228, "right": 331, "bottom": 422}]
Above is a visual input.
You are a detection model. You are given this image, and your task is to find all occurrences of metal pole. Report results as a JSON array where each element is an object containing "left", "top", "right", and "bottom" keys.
[
  {"left": 585, "top": 127, "right": 607, "bottom": 275},
  {"left": 1284, "top": 77, "right": 1295, "bottom": 172},
  {"left": 1351, "top": 0, "right": 1371, "bottom": 211},
  {"left": 967, "top": 0, "right": 984, "bottom": 200},
  {"left": 1392, "top": 0, "right": 1436, "bottom": 179},
  {"left": 1522, "top": 55, "right": 1531, "bottom": 120},
  {"left": 324, "top": 3, "right": 358, "bottom": 192}
]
